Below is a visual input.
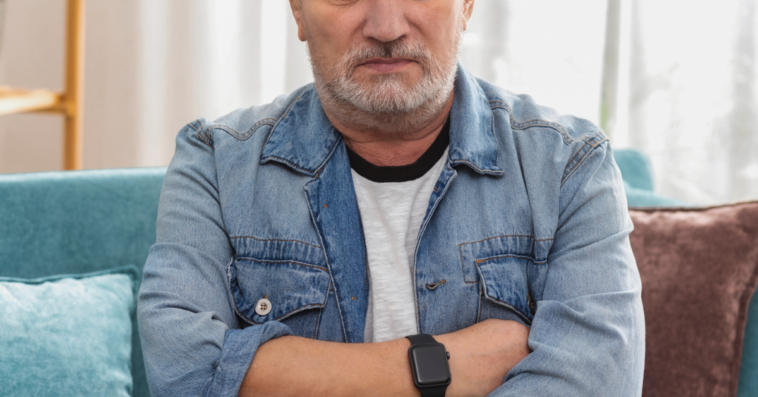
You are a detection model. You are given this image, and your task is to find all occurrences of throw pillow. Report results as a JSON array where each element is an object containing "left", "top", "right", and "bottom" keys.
[
  {"left": 629, "top": 202, "right": 758, "bottom": 397},
  {"left": 0, "top": 266, "right": 138, "bottom": 397}
]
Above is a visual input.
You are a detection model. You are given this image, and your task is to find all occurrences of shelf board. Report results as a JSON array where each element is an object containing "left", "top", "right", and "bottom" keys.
[{"left": 0, "top": 87, "right": 64, "bottom": 116}]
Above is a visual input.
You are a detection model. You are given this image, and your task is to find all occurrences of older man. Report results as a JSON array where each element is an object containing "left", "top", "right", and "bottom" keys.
[{"left": 138, "top": 0, "right": 645, "bottom": 396}]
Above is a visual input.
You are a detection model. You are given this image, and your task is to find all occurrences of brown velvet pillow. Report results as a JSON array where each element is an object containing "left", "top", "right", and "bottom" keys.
[{"left": 629, "top": 202, "right": 758, "bottom": 397}]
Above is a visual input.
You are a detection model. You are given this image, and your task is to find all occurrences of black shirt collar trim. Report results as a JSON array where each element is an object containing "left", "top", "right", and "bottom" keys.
[{"left": 346, "top": 117, "right": 450, "bottom": 183}]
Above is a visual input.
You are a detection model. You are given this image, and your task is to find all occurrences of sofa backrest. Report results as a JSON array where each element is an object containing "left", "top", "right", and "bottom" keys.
[{"left": 0, "top": 167, "right": 165, "bottom": 397}]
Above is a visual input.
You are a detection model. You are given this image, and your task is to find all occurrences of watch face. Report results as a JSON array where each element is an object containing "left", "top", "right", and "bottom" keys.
[{"left": 410, "top": 344, "right": 451, "bottom": 386}]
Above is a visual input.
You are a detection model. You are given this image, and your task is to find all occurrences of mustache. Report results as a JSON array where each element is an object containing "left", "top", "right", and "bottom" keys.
[{"left": 338, "top": 39, "right": 431, "bottom": 76}]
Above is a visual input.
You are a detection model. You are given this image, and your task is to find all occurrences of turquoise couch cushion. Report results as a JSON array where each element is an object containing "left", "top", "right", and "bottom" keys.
[
  {"left": 0, "top": 168, "right": 165, "bottom": 397},
  {"left": 615, "top": 148, "right": 656, "bottom": 192},
  {"left": 614, "top": 148, "right": 687, "bottom": 207},
  {"left": 624, "top": 183, "right": 688, "bottom": 207},
  {"left": 0, "top": 266, "right": 138, "bottom": 397},
  {"left": 741, "top": 297, "right": 758, "bottom": 397}
]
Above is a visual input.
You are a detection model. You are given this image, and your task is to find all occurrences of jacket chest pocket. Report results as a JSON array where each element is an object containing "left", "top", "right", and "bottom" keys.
[
  {"left": 476, "top": 255, "right": 533, "bottom": 324},
  {"left": 460, "top": 235, "right": 544, "bottom": 325},
  {"left": 229, "top": 257, "right": 331, "bottom": 338}
]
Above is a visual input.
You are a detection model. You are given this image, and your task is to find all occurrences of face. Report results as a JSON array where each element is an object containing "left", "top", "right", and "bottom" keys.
[{"left": 291, "top": 0, "right": 475, "bottom": 120}]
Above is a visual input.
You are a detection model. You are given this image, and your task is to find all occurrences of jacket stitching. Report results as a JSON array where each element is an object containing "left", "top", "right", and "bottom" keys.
[
  {"left": 229, "top": 235, "right": 321, "bottom": 249},
  {"left": 199, "top": 121, "right": 215, "bottom": 146},
  {"left": 510, "top": 119, "right": 573, "bottom": 145},
  {"left": 459, "top": 234, "right": 553, "bottom": 246},
  {"left": 458, "top": 235, "right": 553, "bottom": 283},
  {"left": 475, "top": 254, "right": 547, "bottom": 265},
  {"left": 236, "top": 257, "right": 328, "bottom": 273},
  {"left": 448, "top": 159, "right": 502, "bottom": 175},
  {"left": 563, "top": 139, "right": 592, "bottom": 177},
  {"left": 561, "top": 133, "right": 608, "bottom": 185},
  {"left": 188, "top": 122, "right": 213, "bottom": 148},
  {"left": 489, "top": 100, "right": 512, "bottom": 113},
  {"left": 489, "top": 101, "right": 574, "bottom": 145},
  {"left": 187, "top": 121, "right": 200, "bottom": 134},
  {"left": 243, "top": 303, "right": 329, "bottom": 326},
  {"left": 490, "top": 109, "right": 500, "bottom": 163},
  {"left": 263, "top": 155, "right": 317, "bottom": 175},
  {"left": 210, "top": 118, "right": 277, "bottom": 141}
]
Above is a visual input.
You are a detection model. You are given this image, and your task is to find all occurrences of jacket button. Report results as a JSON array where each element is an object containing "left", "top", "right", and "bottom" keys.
[{"left": 255, "top": 298, "right": 272, "bottom": 316}]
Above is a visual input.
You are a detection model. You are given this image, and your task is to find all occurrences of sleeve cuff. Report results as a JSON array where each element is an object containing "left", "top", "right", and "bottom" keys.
[{"left": 203, "top": 321, "right": 294, "bottom": 397}]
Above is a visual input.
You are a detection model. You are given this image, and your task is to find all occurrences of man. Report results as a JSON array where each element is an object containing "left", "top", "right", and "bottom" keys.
[{"left": 138, "top": 0, "right": 645, "bottom": 396}]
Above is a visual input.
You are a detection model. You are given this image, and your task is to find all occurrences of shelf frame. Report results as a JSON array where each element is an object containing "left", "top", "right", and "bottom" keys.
[{"left": 0, "top": 0, "right": 85, "bottom": 170}]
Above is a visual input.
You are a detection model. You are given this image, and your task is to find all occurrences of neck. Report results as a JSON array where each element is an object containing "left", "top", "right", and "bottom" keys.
[{"left": 320, "top": 90, "right": 455, "bottom": 167}]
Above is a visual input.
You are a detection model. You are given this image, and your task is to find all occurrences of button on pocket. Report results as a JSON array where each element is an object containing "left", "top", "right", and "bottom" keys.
[{"left": 255, "top": 298, "right": 272, "bottom": 316}]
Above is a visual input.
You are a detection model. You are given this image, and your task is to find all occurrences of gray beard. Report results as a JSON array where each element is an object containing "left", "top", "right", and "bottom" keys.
[{"left": 309, "top": 39, "right": 459, "bottom": 136}]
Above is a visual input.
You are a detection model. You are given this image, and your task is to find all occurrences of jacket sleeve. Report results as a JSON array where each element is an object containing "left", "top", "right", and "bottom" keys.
[
  {"left": 493, "top": 142, "right": 646, "bottom": 396},
  {"left": 137, "top": 124, "right": 293, "bottom": 397}
]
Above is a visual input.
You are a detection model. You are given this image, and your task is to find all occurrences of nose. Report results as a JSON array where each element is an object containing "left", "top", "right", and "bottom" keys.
[{"left": 363, "top": 0, "right": 410, "bottom": 43}]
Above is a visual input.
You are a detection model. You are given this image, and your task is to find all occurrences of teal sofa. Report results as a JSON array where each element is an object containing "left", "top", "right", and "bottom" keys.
[{"left": 0, "top": 149, "right": 755, "bottom": 396}]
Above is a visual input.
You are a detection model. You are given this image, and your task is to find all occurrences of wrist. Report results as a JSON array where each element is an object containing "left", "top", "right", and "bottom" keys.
[
  {"left": 431, "top": 334, "right": 461, "bottom": 397},
  {"left": 406, "top": 334, "right": 452, "bottom": 397}
]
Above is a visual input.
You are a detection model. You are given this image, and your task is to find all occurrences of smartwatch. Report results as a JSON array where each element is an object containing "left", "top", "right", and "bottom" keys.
[{"left": 406, "top": 334, "right": 451, "bottom": 397}]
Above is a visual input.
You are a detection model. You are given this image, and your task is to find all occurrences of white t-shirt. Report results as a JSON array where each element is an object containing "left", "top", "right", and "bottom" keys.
[{"left": 351, "top": 148, "right": 448, "bottom": 343}]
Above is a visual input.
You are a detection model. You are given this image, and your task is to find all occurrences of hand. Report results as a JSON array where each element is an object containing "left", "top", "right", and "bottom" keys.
[{"left": 435, "top": 319, "right": 531, "bottom": 397}]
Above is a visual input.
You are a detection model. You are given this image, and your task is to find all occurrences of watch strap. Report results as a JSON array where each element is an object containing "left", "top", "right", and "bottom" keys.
[
  {"left": 406, "top": 333, "right": 438, "bottom": 346},
  {"left": 419, "top": 385, "right": 448, "bottom": 397}
]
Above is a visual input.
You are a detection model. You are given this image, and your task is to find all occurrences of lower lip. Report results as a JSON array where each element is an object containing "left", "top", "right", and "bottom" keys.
[{"left": 359, "top": 59, "right": 414, "bottom": 73}]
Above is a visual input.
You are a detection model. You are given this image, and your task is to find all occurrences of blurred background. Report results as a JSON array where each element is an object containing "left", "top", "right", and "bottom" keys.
[{"left": 0, "top": 0, "right": 756, "bottom": 206}]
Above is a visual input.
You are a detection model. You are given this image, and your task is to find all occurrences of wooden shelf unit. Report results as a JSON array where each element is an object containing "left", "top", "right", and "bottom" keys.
[{"left": 0, "top": 0, "right": 85, "bottom": 170}]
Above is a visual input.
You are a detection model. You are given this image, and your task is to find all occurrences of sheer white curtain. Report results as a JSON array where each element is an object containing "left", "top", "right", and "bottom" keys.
[
  {"left": 462, "top": 0, "right": 609, "bottom": 126},
  {"left": 614, "top": 0, "right": 758, "bottom": 205},
  {"left": 1, "top": 0, "right": 755, "bottom": 205},
  {"left": 125, "top": 0, "right": 311, "bottom": 168}
]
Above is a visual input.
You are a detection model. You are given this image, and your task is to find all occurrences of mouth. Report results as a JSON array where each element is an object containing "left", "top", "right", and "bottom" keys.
[{"left": 357, "top": 58, "right": 416, "bottom": 73}]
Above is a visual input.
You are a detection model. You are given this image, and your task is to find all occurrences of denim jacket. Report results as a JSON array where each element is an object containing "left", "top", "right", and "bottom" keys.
[{"left": 138, "top": 65, "right": 645, "bottom": 397}]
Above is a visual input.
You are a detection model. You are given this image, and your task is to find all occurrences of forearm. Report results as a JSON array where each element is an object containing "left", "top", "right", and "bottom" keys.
[
  {"left": 240, "top": 319, "right": 531, "bottom": 397},
  {"left": 240, "top": 335, "right": 418, "bottom": 397}
]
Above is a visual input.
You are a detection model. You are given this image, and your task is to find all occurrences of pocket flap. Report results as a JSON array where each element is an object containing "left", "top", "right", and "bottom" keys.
[
  {"left": 476, "top": 255, "right": 532, "bottom": 321},
  {"left": 230, "top": 258, "right": 330, "bottom": 325}
]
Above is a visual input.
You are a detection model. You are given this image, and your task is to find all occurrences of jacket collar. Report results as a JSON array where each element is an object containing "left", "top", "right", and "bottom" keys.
[{"left": 261, "top": 64, "right": 502, "bottom": 176}]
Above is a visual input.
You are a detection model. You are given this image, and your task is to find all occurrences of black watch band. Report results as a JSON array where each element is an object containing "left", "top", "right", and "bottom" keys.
[
  {"left": 406, "top": 333, "right": 439, "bottom": 346},
  {"left": 406, "top": 334, "right": 450, "bottom": 397},
  {"left": 418, "top": 385, "right": 448, "bottom": 397}
]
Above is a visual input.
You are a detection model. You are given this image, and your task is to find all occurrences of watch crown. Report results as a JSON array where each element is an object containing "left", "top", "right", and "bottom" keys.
[{"left": 446, "top": 352, "right": 450, "bottom": 360}]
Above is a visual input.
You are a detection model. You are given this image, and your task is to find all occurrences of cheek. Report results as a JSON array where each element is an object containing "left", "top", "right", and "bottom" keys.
[
  {"left": 410, "top": 5, "right": 464, "bottom": 52},
  {"left": 303, "top": 15, "right": 361, "bottom": 67}
]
